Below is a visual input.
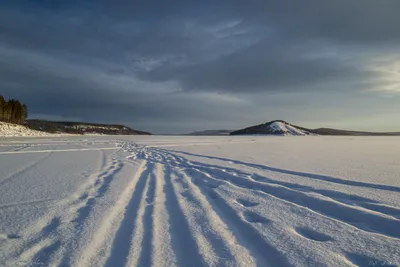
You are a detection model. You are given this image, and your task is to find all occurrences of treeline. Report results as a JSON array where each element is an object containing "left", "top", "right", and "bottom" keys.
[{"left": 0, "top": 95, "right": 28, "bottom": 124}]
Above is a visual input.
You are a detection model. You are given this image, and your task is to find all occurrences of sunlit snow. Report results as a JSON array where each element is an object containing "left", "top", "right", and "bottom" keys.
[{"left": 0, "top": 136, "right": 399, "bottom": 266}]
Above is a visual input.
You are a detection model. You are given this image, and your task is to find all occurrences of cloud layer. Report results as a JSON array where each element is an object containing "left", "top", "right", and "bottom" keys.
[{"left": 1, "top": 1, "right": 399, "bottom": 133}]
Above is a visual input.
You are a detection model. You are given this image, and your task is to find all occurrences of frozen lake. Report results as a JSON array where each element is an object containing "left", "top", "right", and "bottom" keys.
[{"left": 0, "top": 136, "right": 399, "bottom": 266}]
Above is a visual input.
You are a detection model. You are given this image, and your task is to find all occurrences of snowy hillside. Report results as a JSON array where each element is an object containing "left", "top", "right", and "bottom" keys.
[
  {"left": 231, "top": 120, "right": 313, "bottom": 136},
  {"left": 230, "top": 120, "right": 400, "bottom": 136},
  {"left": 0, "top": 122, "right": 56, "bottom": 137},
  {"left": 26, "top": 120, "right": 151, "bottom": 135},
  {"left": 269, "top": 121, "right": 311, "bottom": 135}
]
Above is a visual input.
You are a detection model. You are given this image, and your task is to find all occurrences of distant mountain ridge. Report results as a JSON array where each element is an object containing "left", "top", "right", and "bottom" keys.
[
  {"left": 311, "top": 128, "right": 400, "bottom": 136},
  {"left": 186, "top": 129, "right": 232, "bottom": 136},
  {"left": 26, "top": 120, "right": 151, "bottom": 135},
  {"left": 230, "top": 120, "right": 400, "bottom": 136},
  {"left": 230, "top": 120, "right": 313, "bottom": 136}
]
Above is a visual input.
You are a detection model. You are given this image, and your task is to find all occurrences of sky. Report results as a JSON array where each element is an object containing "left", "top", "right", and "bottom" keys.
[{"left": 1, "top": 0, "right": 400, "bottom": 134}]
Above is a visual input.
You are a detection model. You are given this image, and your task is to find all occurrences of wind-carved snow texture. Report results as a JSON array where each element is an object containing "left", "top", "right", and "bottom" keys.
[{"left": 0, "top": 136, "right": 399, "bottom": 267}]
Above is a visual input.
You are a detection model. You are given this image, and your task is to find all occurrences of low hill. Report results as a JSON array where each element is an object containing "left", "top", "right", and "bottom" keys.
[
  {"left": 231, "top": 120, "right": 313, "bottom": 136},
  {"left": 186, "top": 130, "right": 232, "bottom": 136},
  {"left": 25, "top": 120, "right": 151, "bottom": 135},
  {"left": 312, "top": 128, "right": 400, "bottom": 136},
  {"left": 230, "top": 120, "right": 400, "bottom": 136}
]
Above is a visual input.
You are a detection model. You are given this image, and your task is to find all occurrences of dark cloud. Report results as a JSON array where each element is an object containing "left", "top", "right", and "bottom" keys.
[
  {"left": 260, "top": 1, "right": 400, "bottom": 43},
  {"left": 0, "top": 1, "right": 399, "bottom": 133},
  {"left": 137, "top": 39, "right": 369, "bottom": 93}
]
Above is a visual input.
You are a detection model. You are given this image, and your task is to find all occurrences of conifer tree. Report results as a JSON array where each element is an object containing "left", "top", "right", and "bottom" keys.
[
  {"left": 0, "top": 96, "right": 28, "bottom": 124},
  {"left": 0, "top": 95, "right": 5, "bottom": 121},
  {"left": 22, "top": 104, "right": 28, "bottom": 122}
]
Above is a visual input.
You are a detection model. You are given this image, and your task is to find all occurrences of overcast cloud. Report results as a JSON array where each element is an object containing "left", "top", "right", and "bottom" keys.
[{"left": 1, "top": 0, "right": 400, "bottom": 133}]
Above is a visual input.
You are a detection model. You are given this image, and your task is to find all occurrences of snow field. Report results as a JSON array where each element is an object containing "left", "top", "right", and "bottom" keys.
[{"left": 0, "top": 136, "right": 399, "bottom": 266}]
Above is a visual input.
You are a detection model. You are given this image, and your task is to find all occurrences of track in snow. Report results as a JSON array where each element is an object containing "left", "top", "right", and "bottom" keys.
[{"left": 0, "top": 139, "right": 399, "bottom": 267}]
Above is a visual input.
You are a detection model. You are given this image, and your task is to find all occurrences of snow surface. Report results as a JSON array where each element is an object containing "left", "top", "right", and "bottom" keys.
[
  {"left": 0, "top": 136, "right": 399, "bottom": 267},
  {"left": 269, "top": 121, "right": 311, "bottom": 136},
  {"left": 0, "top": 122, "right": 59, "bottom": 137},
  {"left": 0, "top": 122, "right": 113, "bottom": 137}
]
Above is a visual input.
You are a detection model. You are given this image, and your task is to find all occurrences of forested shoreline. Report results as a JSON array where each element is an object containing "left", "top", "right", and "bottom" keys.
[{"left": 0, "top": 95, "right": 28, "bottom": 124}]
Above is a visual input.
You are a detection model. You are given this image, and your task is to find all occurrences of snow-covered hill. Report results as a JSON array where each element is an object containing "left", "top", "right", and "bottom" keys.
[
  {"left": 231, "top": 120, "right": 313, "bottom": 136},
  {"left": 26, "top": 120, "right": 151, "bottom": 135},
  {"left": 269, "top": 121, "right": 312, "bottom": 135},
  {"left": 0, "top": 122, "right": 56, "bottom": 137},
  {"left": 1, "top": 121, "right": 152, "bottom": 137}
]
